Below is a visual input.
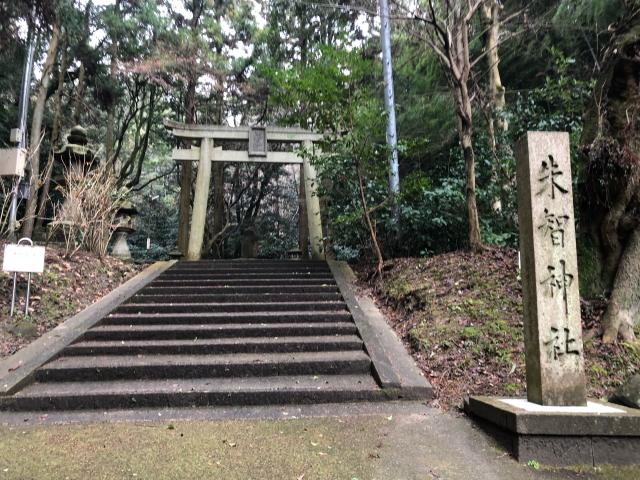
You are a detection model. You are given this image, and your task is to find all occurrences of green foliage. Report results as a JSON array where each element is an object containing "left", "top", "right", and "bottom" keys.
[
  {"left": 0, "top": 0, "right": 620, "bottom": 266},
  {"left": 260, "top": 45, "right": 373, "bottom": 131},
  {"left": 509, "top": 48, "right": 594, "bottom": 141},
  {"left": 552, "top": 0, "right": 626, "bottom": 32},
  {"left": 254, "top": 175, "right": 299, "bottom": 259},
  {"left": 128, "top": 195, "right": 178, "bottom": 262},
  {"left": 314, "top": 91, "right": 389, "bottom": 258},
  {"left": 128, "top": 165, "right": 179, "bottom": 262},
  {"left": 398, "top": 172, "right": 467, "bottom": 254},
  {"left": 303, "top": 13, "right": 602, "bottom": 260},
  {"left": 504, "top": 383, "right": 518, "bottom": 395},
  {"left": 393, "top": 40, "right": 456, "bottom": 146}
]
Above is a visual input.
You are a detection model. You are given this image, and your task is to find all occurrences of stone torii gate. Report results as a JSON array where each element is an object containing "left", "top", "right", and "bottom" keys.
[{"left": 164, "top": 120, "right": 324, "bottom": 261}]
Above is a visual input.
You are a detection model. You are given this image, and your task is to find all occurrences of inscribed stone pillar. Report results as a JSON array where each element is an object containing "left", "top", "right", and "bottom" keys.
[
  {"left": 186, "top": 137, "right": 212, "bottom": 261},
  {"left": 516, "top": 131, "right": 587, "bottom": 406},
  {"left": 303, "top": 140, "right": 324, "bottom": 260}
]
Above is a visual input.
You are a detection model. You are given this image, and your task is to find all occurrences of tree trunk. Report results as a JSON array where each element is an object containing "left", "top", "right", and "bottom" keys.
[
  {"left": 176, "top": 0, "right": 203, "bottom": 255},
  {"left": 454, "top": 82, "right": 483, "bottom": 251},
  {"left": 72, "top": 1, "right": 90, "bottom": 125},
  {"left": 73, "top": 63, "right": 85, "bottom": 125},
  {"left": 580, "top": 10, "right": 640, "bottom": 342},
  {"left": 21, "top": 20, "right": 61, "bottom": 238},
  {"left": 105, "top": 0, "right": 120, "bottom": 165},
  {"left": 461, "top": 125, "right": 483, "bottom": 251},
  {"left": 600, "top": 172, "right": 639, "bottom": 286},
  {"left": 480, "top": 0, "right": 507, "bottom": 133},
  {"left": 481, "top": 0, "right": 507, "bottom": 213},
  {"left": 209, "top": 97, "right": 225, "bottom": 258},
  {"left": 34, "top": 40, "right": 68, "bottom": 238},
  {"left": 354, "top": 154, "right": 384, "bottom": 276},
  {"left": 211, "top": 162, "right": 225, "bottom": 258},
  {"left": 298, "top": 166, "right": 309, "bottom": 258},
  {"left": 424, "top": 0, "right": 484, "bottom": 252},
  {"left": 177, "top": 77, "right": 197, "bottom": 255},
  {"left": 602, "top": 227, "right": 640, "bottom": 342}
]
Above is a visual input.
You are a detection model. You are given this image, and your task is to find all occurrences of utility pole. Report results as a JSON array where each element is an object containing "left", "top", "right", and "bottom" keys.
[
  {"left": 379, "top": 0, "right": 400, "bottom": 227},
  {"left": 8, "top": 17, "right": 36, "bottom": 241}
]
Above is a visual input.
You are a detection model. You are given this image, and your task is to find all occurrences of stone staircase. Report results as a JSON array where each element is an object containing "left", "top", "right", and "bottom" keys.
[{"left": 1, "top": 260, "right": 427, "bottom": 412}]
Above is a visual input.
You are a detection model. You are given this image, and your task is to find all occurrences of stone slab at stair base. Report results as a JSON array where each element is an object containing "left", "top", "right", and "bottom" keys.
[
  {"left": 0, "top": 260, "right": 176, "bottom": 396},
  {"left": 465, "top": 395, "right": 640, "bottom": 466}
]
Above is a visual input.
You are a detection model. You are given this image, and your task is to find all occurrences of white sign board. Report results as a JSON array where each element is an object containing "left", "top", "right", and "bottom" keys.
[{"left": 2, "top": 244, "right": 46, "bottom": 273}]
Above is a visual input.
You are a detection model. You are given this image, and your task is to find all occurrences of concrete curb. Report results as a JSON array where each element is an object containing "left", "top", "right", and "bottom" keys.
[
  {"left": 0, "top": 260, "right": 176, "bottom": 396},
  {"left": 328, "top": 261, "right": 433, "bottom": 399}
]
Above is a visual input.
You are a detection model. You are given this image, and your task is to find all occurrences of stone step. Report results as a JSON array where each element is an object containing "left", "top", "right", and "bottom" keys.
[
  {"left": 36, "top": 351, "right": 372, "bottom": 382},
  {"left": 114, "top": 301, "right": 347, "bottom": 314},
  {"left": 63, "top": 335, "right": 364, "bottom": 356},
  {"left": 2, "top": 375, "right": 383, "bottom": 411},
  {"left": 81, "top": 322, "right": 358, "bottom": 341},
  {"left": 170, "top": 260, "right": 326, "bottom": 266},
  {"left": 158, "top": 272, "right": 336, "bottom": 280},
  {"left": 167, "top": 266, "right": 332, "bottom": 274},
  {"left": 0, "top": 259, "right": 427, "bottom": 414},
  {"left": 149, "top": 278, "right": 337, "bottom": 287},
  {"left": 102, "top": 311, "right": 353, "bottom": 325},
  {"left": 127, "top": 292, "right": 343, "bottom": 304},
  {"left": 140, "top": 285, "right": 340, "bottom": 295}
]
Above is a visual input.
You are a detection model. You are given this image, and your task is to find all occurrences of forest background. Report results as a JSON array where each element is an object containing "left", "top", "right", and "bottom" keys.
[{"left": 1, "top": 0, "right": 639, "bottom": 344}]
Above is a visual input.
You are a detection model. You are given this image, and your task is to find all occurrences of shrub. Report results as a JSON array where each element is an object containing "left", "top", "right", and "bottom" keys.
[{"left": 49, "top": 160, "right": 127, "bottom": 258}]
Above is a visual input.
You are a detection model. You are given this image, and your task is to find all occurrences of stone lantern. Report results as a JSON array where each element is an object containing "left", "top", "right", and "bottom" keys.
[
  {"left": 240, "top": 227, "right": 258, "bottom": 258},
  {"left": 47, "top": 125, "right": 96, "bottom": 241},
  {"left": 111, "top": 201, "right": 138, "bottom": 260},
  {"left": 53, "top": 125, "right": 95, "bottom": 174}
]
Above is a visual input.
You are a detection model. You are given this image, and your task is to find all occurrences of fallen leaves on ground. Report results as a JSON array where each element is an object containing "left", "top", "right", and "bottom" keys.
[{"left": 1, "top": 242, "right": 142, "bottom": 359}]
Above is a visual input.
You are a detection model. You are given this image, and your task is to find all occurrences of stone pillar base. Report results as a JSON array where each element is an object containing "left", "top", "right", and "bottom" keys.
[
  {"left": 111, "top": 230, "right": 132, "bottom": 260},
  {"left": 465, "top": 395, "right": 640, "bottom": 466}
]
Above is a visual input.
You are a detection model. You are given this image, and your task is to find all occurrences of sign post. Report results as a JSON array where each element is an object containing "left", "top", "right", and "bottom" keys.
[{"left": 2, "top": 238, "right": 45, "bottom": 316}]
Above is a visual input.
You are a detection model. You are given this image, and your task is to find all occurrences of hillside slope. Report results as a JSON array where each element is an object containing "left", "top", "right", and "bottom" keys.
[{"left": 359, "top": 248, "right": 639, "bottom": 410}]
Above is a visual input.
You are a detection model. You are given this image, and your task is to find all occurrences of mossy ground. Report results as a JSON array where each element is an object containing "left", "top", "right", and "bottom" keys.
[
  {"left": 0, "top": 417, "right": 380, "bottom": 480},
  {"left": 359, "top": 248, "right": 639, "bottom": 410},
  {"left": 1, "top": 411, "right": 636, "bottom": 479}
]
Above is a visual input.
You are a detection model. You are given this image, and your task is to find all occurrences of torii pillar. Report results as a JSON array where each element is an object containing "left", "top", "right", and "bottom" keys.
[
  {"left": 186, "top": 137, "right": 212, "bottom": 261},
  {"left": 303, "top": 140, "right": 323, "bottom": 260}
]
